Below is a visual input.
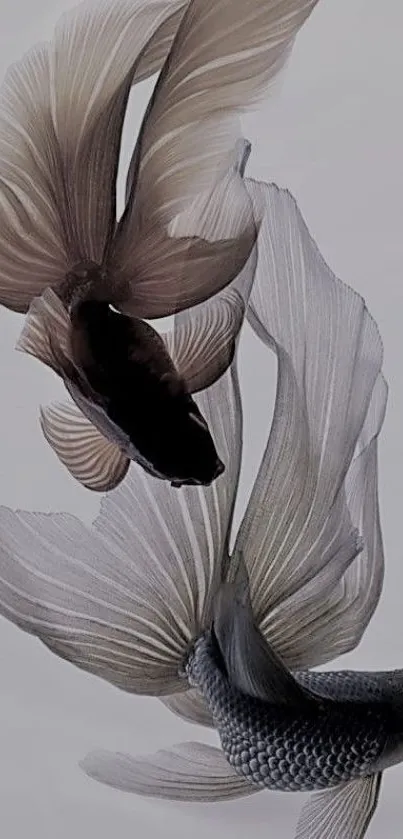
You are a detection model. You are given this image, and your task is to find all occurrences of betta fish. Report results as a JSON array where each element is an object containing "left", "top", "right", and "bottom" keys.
[
  {"left": 0, "top": 0, "right": 319, "bottom": 490},
  {"left": 0, "top": 182, "right": 387, "bottom": 838}
]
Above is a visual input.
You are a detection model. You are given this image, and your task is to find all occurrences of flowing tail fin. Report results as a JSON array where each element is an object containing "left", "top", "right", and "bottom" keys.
[
  {"left": 112, "top": 0, "right": 321, "bottom": 320},
  {"left": 0, "top": 0, "right": 189, "bottom": 313}
]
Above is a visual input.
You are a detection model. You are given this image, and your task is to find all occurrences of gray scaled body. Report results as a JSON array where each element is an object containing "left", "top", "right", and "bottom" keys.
[{"left": 186, "top": 627, "right": 403, "bottom": 793}]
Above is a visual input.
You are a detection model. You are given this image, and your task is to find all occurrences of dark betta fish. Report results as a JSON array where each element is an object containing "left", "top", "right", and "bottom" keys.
[
  {"left": 0, "top": 183, "right": 391, "bottom": 839},
  {"left": 0, "top": 0, "right": 319, "bottom": 490},
  {"left": 64, "top": 262, "right": 224, "bottom": 487}
]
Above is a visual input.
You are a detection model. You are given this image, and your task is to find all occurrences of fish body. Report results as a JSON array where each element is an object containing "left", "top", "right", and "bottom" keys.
[
  {"left": 295, "top": 668, "right": 403, "bottom": 705},
  {"left": 65, "top": 265, "right": 224, "bottom": 487},
  {"left": 186, "top": 631, "right": 403, "bottom": 792}
]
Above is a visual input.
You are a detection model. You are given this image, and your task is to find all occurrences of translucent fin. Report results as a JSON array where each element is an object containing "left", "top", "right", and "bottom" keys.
[
  {"left": 113, "top": 139, "right": 257, "bottom": 318},
  {"left": 0, "top": 0, "right": 188, "bottom": 311},
  {"left": 255, "top": 377, "right": 387, "bottom": 671},
  {"left": 295, "top": 773, "right": 382, "bottom": 839},
  {"left": 161, "top": 194, "right": 257, "bottom": 393},
  {"left": 15, "top": 287, "right": 71, "bottom": 373},
  {"left": 40, "top": 400, "right": 129, "bottom": 492},
  {"left": 0, "top": 43, "right": 68, "bottom": 312},
  {"left": 130, "top": 5, "right": 187, "bottom": 85},
  {"left": 164, "top": 288, "right": 245, "bottom": 393},
  {"left": 0, "top": 364, "right": 241, "bottom": 696},
  {"left": 126, "top": 0, "right": 319, "bottom": 225},
  {"left": 80, "top": 742, "right": 258, "bottom": 801},
  {"left": 166, "top": 138, "right": 253, "bottom": 243},
  {"left": 50, "top": 0, "right": 193, "bottom": 266},
  {"left": 160, "top": 690, "right": 213, "bottom": 728},
  {"left": 16, "top": 286, "right": 100, "bottom": 405},
  {"left": 230, "top": 181, "right": 385, "bottom": 670},
  {"left": 213, "top": 578, "right": 314, "bottom": 705},
  {"left": 16, "top": 282, "right": 135, "bottom": 486},
  {"left": 270, "top": 374, "right": 387, "bottom": 669},
  {"left": 113, "top": 0, "right": 319, "bottom": 316},
  {"left": 124, "top": 3, "right": 199, "bottom": 203},
  {"left": 16, "top": 288, "right": 132, "bottom": 487}
]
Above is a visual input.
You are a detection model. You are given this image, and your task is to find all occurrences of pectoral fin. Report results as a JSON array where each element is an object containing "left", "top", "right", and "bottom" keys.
[
  {"left": 213, "top": 568, "right": 315, "bottom": 706},
  {"left": 16, "top": 287, "right": 71, "bottom": 374},
  {"left": 40, "top": 400, "right": 129, "bottom": 491},
  {"left": 295, "top": 773, "right": 382, "bottom": 839},
  {"left": 163, "top": 288, "right": 245, "bottom": 393},
  {"left": 81, "top": 741, "right": 258, "bottom": 802}
]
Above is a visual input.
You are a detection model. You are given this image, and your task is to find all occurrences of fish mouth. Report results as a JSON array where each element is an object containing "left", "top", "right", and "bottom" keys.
[
  {"left": 170, "top": 459, "right": 225, "bottom": 489},
  {"left": 213, "top": 458, "right": 225, "bottom": 479},
  {"left": 171, "top": 478, "right": 203, "bottom": 489}
]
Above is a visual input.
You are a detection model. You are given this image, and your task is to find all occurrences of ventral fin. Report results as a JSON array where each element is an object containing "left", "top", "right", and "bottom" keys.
[
  {"left": 213, "top": 565, "right": 315, "bottom": 707},
  {"left": 80, "top": 741, "right": 259, "bottom": 802},
  {"left": 161, "top": 690, "right": 214, "bottom": 729},
  {"left": 40, "top": 400, "right": 129, "bottom": 492},
  {"left": 295, "top": 772, "right": 382, "bottom": 839}
]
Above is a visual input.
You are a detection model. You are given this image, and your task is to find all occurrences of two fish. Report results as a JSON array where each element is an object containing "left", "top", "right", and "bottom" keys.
[
  {"left": 0, "top": 0, "right": 394, "bottom": 838},
  {"left": 0, "top": 0, "right": 318, "bottom": 489},
  {"left": 0, "top": 181, "right": 391, "bottom": 838}
]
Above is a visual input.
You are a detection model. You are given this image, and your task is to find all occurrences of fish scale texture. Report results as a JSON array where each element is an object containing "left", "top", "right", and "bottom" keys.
[
  {"left": 296, "top": 669, "right": 403, "bottom": 703},
  {"left": 186, "top": 634, "right": 391, "bottom": 792}
]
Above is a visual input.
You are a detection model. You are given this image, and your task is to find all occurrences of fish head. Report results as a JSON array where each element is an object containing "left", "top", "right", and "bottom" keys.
[{"left": 166, "top": 397, "right": 225, "bottom": 487}]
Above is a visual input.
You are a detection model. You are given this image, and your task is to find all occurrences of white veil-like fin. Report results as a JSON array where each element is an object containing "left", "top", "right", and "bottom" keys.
[
  {"left": 266, "top": 373, "right": 387, "bottom": 669},
  {"left": 112, "top": 0, "right": 320, "bottom": 318},
  {"left": 231, "top": 181, "right": 385, "bottom": 670},
  {"left": 161, "top": 690, "right": 213, "bottom": 728},
  {"left": 81, "top": 741, "right": 258, "bottom": 801},
  {"left": 294, "top": 773, "right": 382, "bottom": 839},
  {"left": 0, "top": 0, "right": 188, "bottom": 312},
  {"left": 40, "top": 400, "right": 130, "bottom": 492},
  {"left": 163, "top": 188, "right": 258, "bottom": 393}
]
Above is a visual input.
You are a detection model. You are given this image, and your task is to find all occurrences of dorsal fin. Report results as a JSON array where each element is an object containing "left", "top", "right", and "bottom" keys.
[{"left": 213, "top": 567, "right": 316, "bottom": 708}]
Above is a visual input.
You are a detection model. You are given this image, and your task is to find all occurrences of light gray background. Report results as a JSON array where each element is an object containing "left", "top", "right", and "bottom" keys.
[{"left": 0, "top": 0, "right": 401, "bottom": 836}]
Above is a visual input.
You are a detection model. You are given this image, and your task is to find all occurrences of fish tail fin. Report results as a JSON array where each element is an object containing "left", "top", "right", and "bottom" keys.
[{"left": 0, "top": 0, "right": 192, "bottom": 312}]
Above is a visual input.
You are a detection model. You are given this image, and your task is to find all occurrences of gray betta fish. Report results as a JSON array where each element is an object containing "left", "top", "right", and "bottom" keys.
[
  {"left": 0, "top": 0, "right": 319, "bottom": 491},
  {"left": 0, "top": 183, "right": 388, "bottom": 838}
]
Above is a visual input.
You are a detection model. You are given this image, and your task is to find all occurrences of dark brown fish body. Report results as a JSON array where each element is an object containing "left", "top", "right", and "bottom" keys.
[{"left": 65, "top": 265, "right": 224, "bottom": 486}]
